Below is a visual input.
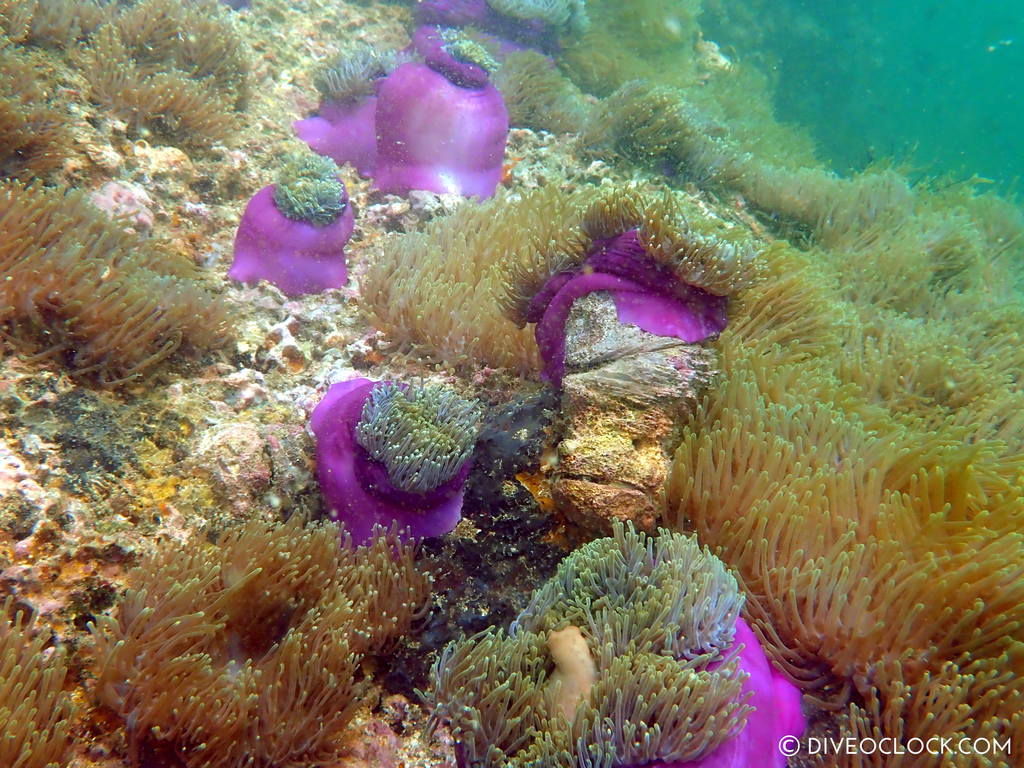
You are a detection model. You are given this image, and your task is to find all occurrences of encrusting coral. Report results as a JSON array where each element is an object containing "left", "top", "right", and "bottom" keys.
[
  {"left": 0, "top": 598, "right": 77, "bottom": 768},
  {"left": 0, "top": 179, "right": 229, "bottom": 384},
  {"left": 90, "top": 515, "right": 431, "bottom": 768},
  {"left": 430, "top": 521, "right": 805, "bottom": 768}
]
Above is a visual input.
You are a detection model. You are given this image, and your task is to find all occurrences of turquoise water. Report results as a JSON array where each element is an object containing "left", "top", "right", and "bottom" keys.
[{"left": 706, "top": 0, "right": 1023, "bottom": 187}]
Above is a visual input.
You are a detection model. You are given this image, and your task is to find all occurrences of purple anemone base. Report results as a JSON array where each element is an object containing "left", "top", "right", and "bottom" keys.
[
  {"left": 227, "top": 183, "right": 354, "bottom": 296},
  {"left": 309, "top": 378, "right": 471, "bottom": 545},
  {"left": 294, "top": 26, "right": 509, "bottom": 199},
  {"left": 414, "top": 0, "right": 560, "bottom": 51},
  {"left": 637, "top": 619, "right": 806, "bottom": 768},
  {"left": 372, "top": 28, "right": 509, "bottom": 199},
  {"left": 527, "top": 230, "right": 729, "bottom": 385},
  {"left": 294, "top": 96, "right": 379, "bottom": 176}
]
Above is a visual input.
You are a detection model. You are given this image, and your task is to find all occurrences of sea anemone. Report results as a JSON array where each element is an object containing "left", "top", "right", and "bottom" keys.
[
  {"left": 660, "top": 182, "right": 1024, "bottom": 763},
  {"left": 294, "top": 43, "right": 396, "bottom": 175},
  {"left": 0, "top": 179, "right": 229, "bottom": 384},
  {"left": 310, "top": 378, "right": 482, "bottom": 544},
  {"left": 75, "top": 0, "right": 250, "bottom": 147},
  {"left": 362, "top": 184, "right": 755, "bottom": 375},
  {"left": 0, "top": 598, "right": 77, "bottom": 768},
  {"left": 0, "top": 40, "right": 73, "bottom": 180},
  {"left": 227, "top": 152, "right": 354, "bottom": 296},
  {"left": 430, "top": 521, "right": 805, "bottom": 768},
  {"left": 90, "top": 515, "right": 430, "bottom": 768},
  {"left": 372, "top": 26, "right": 509, "bottom": 198},
  {"left": 502, "top": 188, "right": 757, "bottom": 385},
  {"left": 492, "top": 49, "right": 594, "bottom": 134},
  {"left": 414, "top": 0, "right": 588, "bottom": 50}
]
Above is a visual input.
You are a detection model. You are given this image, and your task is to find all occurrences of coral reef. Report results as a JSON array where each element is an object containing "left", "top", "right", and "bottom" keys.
[
  {"left": 0, "top": 0, "right": 1021, "bottom": 767},
  {"left": 430, "top": 522, "right": 805, "bottom": 767},
  {"left": 0, "top": 180, "right": 229, "bottom": 384},
  {"left": 0, "top": 598, "right": 77, "bottom": 768},
  {"left": 228, "top": 152, "right": 355, "bottom": 295},
  {"left": 310, "top": 378, "right": 481, "bottom": 544},
  {"left": 90, "top": 515, "right": 431, "bottom": 768}
]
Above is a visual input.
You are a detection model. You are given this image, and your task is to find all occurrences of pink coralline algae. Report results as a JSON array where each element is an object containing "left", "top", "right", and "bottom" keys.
[
  {"left": 528, "top": 229, "right": 729, "bottom": 386},
  {"left": 309, "top": 378, "right": 481, "bottom": 545},
  {"left": 89, "top": 181, "right": 155, "bottom": 234},
  {"left": 228, "top": 154, "right": 354, "bottom": 296}
]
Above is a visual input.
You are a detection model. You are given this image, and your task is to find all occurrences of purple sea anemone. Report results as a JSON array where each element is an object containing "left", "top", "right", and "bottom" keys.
[
  {"left": 414, "top": 0, "right": 588, "bottom": 51},
  {"left": 228, "top": 154, "right": 354, "bottom": 296},
  {"left": 372, "top": 26, "right": 509, "bottom": 198},
  {"left": 294, "top": 97, "right": 379, "bottom": 177},
  {"left": 527, "top": 229, "right": 729, "bottom": 386},
  {"left": 433, "top": 521, "right": 805, "bottom": 768},
  {"left": 294, "top": 45, "right": 396, "bottom": 175},
  {"left": 309, "top": 378, "right": 481, "bottom": 545},
  {"left": 640, "top": 619, "right": 806, "bottom": 768}
]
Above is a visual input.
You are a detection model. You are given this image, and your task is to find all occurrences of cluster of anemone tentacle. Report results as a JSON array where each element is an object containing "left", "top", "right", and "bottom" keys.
[
  {"left": 314, "top": 43, "right": 398, "bottom": 104},
  {"left": 355, "top": 382, "right": 482, "bottom": 494},
  {"left": 272, "top": 152, "right": 348, "bottom": 226}
]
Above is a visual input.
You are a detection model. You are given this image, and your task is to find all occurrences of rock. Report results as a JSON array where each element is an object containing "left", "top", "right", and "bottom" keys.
[{"left": 550, "top": 292, "right": 715, "bottom": 534}]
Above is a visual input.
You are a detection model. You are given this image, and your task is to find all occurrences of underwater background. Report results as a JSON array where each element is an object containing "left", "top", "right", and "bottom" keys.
[
  {"left": 0, "top": 0, "right": 1022, "bottom": 767},
  {"left": 703, "top": 0, "right": 1024, "bottom": 186}
]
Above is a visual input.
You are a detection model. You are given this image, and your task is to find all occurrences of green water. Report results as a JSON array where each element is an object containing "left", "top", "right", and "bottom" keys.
[{"left": 705, "top": 0, "right": 1023, "bottom": 187}]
